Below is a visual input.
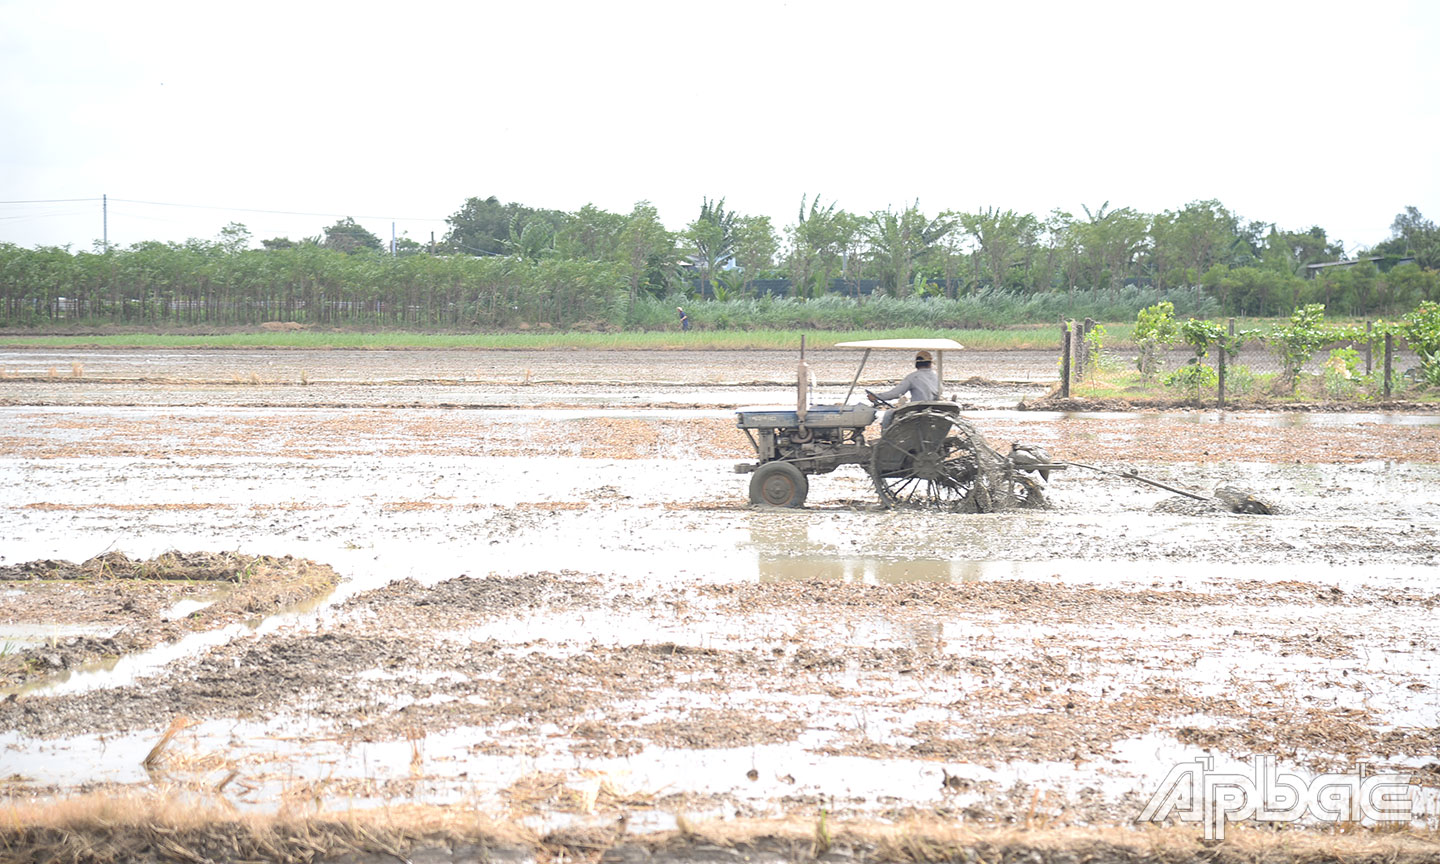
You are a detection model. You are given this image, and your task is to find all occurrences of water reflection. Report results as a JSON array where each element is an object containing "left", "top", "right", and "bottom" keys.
[{"left": 757, "top": 555, "right": 987, "bottom": 583}]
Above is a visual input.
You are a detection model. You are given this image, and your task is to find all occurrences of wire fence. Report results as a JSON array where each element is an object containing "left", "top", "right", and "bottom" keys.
[{"left": 1060, "top": 319, "right": 1430, "bottom": 405}]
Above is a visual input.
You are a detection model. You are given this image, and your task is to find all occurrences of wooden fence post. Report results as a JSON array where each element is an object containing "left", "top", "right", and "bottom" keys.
[
  {"left": 1061, "top": 322, "right": 1072, "bottom": 399},
  {"left": 1364, "top": 321, "right": 1373, "bottom": 376},
  {"left": 1217, "top": 338, "right": 1226, "bottom": 409},
  {"left": 1383, "top": 333, "right": 1394, "bottom": 399}
]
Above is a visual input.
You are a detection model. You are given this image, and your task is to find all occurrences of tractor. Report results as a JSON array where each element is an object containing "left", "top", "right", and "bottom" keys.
[{"left": 734, "top": 339, "right": 1051, "bottom": 510}]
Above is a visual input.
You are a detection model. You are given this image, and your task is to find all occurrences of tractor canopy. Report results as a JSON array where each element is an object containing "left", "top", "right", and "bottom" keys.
[
  {"left": 833, "top": 338, "right": 965, "bottom": 351},
  {"left": 834, "top": 338, "right": 964, "bottom": 403}
]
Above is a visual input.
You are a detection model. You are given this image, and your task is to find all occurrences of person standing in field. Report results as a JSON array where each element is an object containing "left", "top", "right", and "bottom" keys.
[{"left": 677, "top": 307, "right": 690, "bottom": 331}]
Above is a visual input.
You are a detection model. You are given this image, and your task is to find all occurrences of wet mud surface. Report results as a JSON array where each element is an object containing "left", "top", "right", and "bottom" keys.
[
  {"left": 0, "top": 552, "right": 339, "bottom": 689},
  {"left": 1, "top": 349, "right": 1438, "bottom": 850},
  {"left": 0, "top": 347, "right": 1061, "bottom": 388}
]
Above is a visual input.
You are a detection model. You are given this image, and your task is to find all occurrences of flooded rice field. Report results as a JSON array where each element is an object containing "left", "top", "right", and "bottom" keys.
[{"left": 1, "top": 348, "right": 1438, "bottom": 859}]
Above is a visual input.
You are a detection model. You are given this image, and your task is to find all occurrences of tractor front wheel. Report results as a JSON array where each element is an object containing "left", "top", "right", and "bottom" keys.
[{"left": 749, "top": 462, "right": 809, "bottom": 508}]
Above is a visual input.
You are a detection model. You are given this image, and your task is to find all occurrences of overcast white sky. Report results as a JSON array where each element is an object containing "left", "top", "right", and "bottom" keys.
[{"left": 2, "top": 0, "right": 1437, "bottom": 254}]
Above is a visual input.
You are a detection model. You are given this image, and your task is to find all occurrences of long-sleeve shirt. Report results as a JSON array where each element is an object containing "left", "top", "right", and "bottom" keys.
[{"left": 875, "top": 368, "right": 939, "bottom": 402}]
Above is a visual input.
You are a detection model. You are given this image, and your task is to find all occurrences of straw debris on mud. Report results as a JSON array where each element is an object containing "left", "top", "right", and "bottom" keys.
[{"left": 3, "top": 796, "right": 1439, "bottom": 864}]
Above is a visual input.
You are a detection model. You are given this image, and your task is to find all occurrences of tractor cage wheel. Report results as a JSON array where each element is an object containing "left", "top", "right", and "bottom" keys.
[{"left": 869, "top": 408, "right": 989, "bottom": 512}]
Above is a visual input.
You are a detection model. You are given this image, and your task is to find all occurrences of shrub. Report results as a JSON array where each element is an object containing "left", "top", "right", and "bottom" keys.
[
  {"left": 1323, "top": 347, "right": 1360, "bottom": 399},
  {"left": 1267, "top": 304, "right": 1340, "bottom": 394},
  {"left": 1399, "top": 301, "right": 1440, "bottom": 387},
  {"left": 1134, "top": 302, "right": 1178, "bottom": 382},
  {"left": 1225, "top": 365, "right": 1257, "bottom": 397},
  {"left": 1083, "top": 323, "right": 1109, "bottom": 377},
  {"left": 1165, "top": 360, "right": 1218, "bottom": 400}
]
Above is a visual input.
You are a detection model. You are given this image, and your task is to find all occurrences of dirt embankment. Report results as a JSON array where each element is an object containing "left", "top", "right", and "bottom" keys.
[{"left": 0, "top": 551, "right": 339, "bottom": 689}]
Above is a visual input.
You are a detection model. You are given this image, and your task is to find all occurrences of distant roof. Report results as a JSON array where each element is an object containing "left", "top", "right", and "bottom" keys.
[
  {"left": 1305, "top": 255, "right": 1416, "bottom": 271},
  {"left": 834, "top": 338, "right": 965, "bottom": 351}
]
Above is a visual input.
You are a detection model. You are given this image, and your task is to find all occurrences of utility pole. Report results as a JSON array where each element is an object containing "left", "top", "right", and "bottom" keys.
[
  {"left": 102, "top": 194, "right": 108, "bottom": 252},
  {"left": 391, "top": 222, "right": 397, "bottom": 257}
]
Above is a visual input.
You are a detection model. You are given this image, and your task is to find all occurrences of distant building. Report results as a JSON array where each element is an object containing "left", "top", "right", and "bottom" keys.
[{"left": 1304, "top": 255, "right": 1416, "bottom": 278}]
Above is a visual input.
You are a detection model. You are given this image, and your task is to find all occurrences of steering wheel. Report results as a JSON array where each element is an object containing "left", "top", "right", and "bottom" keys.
[{"left": 864, "top": 390, "right": 894, "bottom": 409}]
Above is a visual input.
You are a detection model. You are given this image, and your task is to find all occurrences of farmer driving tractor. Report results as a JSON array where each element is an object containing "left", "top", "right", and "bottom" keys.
[{"left": 866, "top": 350, "right": 940, "bottom": 429}]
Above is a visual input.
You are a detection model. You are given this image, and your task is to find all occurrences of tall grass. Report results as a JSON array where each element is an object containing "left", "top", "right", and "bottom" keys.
[
  {"left": 1, "top": 287, "right": 1211, "bottom": 350},
  {"left": 627, "top": 287, "right": 1214, "bottom": 331},
  {"left": 0, "top": 328, "right": 1075, "bottom": 351}
]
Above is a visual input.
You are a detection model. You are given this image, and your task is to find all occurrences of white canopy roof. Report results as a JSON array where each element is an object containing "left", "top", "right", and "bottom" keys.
[{"left": 833, "top": 338, "right": 964, "bottom": 351}]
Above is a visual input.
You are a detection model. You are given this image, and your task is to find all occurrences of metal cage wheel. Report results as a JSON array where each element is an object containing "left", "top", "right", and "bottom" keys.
[
  {"left": 749, "top": 461, "right": 809, "bottom": 508},
  {"left": 869, "top": 409, "right": 987, "bottom": 511},
  {"left": 1002, "top": 472, "right": 1047, "bottom": 509}
]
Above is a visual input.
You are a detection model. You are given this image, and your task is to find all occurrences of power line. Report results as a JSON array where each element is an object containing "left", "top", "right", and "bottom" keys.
[
  {"left": 0, "top": 197, "right": 102, "bottom": 204},
  {"left": 108, "top": 197, "right": 448, "bottom": 223},
  {"left": 3, "top": 196, "right": 448, "bottom": 224},
  {"left": 449, "top": 240, "right": 502, "bottom": 256},
  {"left": 0, "top": 211, "right": 94, "bottom": 222}
]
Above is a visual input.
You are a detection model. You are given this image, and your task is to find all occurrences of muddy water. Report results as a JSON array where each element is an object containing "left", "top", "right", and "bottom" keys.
[
  {"left": 0, "top": 347, "right": 1062, "bottom": 384},
  {"left": 1, "top": 355, "right": 1438, "bottom": 837}
]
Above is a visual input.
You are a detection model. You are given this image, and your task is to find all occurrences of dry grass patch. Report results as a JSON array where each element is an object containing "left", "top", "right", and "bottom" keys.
[{"left": 3, "top": 799, "right": 1438, "bottom": 864}]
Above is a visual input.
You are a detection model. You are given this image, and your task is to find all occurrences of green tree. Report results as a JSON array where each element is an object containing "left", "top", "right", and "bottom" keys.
[
  {"left": 787, "top": 194, "right": 854, "bottom": 298},
  {"left": 685, "top": 197, "right": 737, "bottom": 296},
  {"left": 868, "top": 201, "right": 955, "bottom": 297},
  {"left": 1384, "top": 262, "right": 1440, "bottom": 309},
  {"left": 1043, "top": 209, "right": 1081, "bottom": 298},
  {"left": 501, "top": 213, "right": 556, "bottom": 260},
  {"left": 321, "top": 217, "right": 382, "bottom": 255},
  {"left": 1262, "top": 225, "right": 1342, "bottom": 278},
  {"left": 1076, "top": 202, "right": 1147, "bottom": 301},
  {"left": 1203, "top": 265, "right": 1304, "bottom": 317},
  {"left": 393, "top": 236, "right": 427, "bottom": 257},
  {"left": 555, "top": 204, "right": 627, "bottom": 262},
  {"left": 217, "top": 222, "right": 252, "bottom": 255},
  {"left": 732, "top": 214, "right": 778, "bottom": 293},
  {"left": 1149, "top": 200, "right": 1240, "bottom": 290},
  {"left": 959, "top": 207, "right": 1038, "bottom": 293},
  {"left": 1314, "top": 262, "right": 1379, "bottom": 316},
  {"left": 1374, "top": 206, "right": 1440, "bottom": 269},
  {"left": 444, "top": 196, "right": 553, "bottom": 256},
  {"left": 616, "top": 202, "right": 678, "bottom": 306},
  {"left": 1385, "top": 206, "right": 1438, "bottom": 253}
]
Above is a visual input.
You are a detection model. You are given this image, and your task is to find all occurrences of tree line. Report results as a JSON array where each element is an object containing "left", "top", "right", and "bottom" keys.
[{"left": 1, "top": 197, "right": 1437, "bottom": 329}]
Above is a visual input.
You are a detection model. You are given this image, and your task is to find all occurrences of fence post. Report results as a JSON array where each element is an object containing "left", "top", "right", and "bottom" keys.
[
  {"left": 1217, "top": 335, "right": 1226, "bottom": 409},
  {"left": 1383, "top": 333, "right": 1394, "bottom": 399},
  {"left": 1061, "top": 321, "right": 1072, "bottom": 399},
  {"left": 1364, "top": 321, "right": 1373, "bottom": 376}
]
